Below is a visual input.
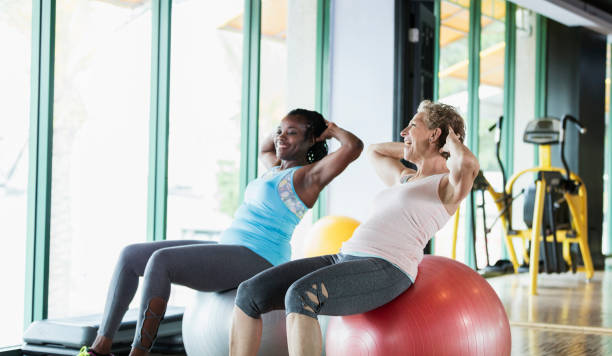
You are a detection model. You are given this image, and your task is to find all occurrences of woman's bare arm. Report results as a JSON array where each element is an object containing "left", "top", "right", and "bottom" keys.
[
  {"left": 295, "top": 122, "right": 363, "bottom": 207},
  {"left": 439, "top": 127, "right": 479, "bottom": 209},
  {"left": 367, "top": 142, "right": 415, "bottom": 186},
  {"left": 259, "top": 132, "right": 281, "bottom": 169}
]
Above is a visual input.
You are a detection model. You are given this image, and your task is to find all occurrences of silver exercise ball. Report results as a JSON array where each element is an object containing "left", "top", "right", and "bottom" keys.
[{"left": 182, "top": 289, "right": 287, "bottom": 356}]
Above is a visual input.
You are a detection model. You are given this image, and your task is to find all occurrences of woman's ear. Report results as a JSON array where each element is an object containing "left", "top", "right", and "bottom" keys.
[{"left": 430, "top": 127, "right": 442, "bottom": 143}]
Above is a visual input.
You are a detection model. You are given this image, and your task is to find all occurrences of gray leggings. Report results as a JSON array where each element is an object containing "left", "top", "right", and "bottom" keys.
[
  {"left": 235, "top": 254, "right": 412, "bottom": 319},
  {"left": 97, "top": 240, "right": 272, "bottom": 350}
]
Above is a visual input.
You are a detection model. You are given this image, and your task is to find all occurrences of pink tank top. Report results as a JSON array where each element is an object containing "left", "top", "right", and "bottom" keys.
[{"left": 340, "top": 173, "right": 451, "bottom": 280}]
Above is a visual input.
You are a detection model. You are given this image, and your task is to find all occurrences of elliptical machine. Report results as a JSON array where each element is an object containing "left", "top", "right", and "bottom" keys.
[{"left": 504, "top": 114, "right": 594, "bottom": 295}]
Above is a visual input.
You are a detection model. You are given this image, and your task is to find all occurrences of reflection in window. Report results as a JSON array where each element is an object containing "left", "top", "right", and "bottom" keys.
[
  {"left": 167, "top": 0, "right": 244, "bottom": 243},
  {"left": 49, "top": 0, "right": 152, "bottom": 318},
  {"left": 0, "top": 0, "right": 31, "bottom": 346}
]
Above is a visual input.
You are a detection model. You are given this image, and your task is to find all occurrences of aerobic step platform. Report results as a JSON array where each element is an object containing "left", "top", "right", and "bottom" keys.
[{"left": 22, "top": 306, "right": 184, "bottom": 355}]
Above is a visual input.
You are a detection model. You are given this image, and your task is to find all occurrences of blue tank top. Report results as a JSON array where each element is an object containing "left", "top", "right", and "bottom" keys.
[{"left": 219, "top": 166, "right": 308, "bottom": 265}]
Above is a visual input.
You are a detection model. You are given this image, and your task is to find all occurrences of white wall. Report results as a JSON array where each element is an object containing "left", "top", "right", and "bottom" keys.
[
  {"left": 326, "top": 0, "right": 395, "bottom": 222},
  {"left": 514, "top": 8, "right": 536, "bottom": 175}
]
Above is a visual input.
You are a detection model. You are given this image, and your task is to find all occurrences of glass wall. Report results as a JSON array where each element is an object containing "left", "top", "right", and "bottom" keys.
[
  {"left": 475, "top": 0, "right": 506, "bottom": 268},
  {"left": 166, "top": 0, "right": 243, "bottom": 243},
  {"left": 257, "top": 0, "right": 318, "bottom": 257},
  {"left": 258, "top": 0, "right": 289, "bottom": 177},
  {"left": 0, "top": 0, "right": 31, "bottom": 346},
  {"left": 437, "top": 0, "right": 470, "bottom": 117},
  {"left": 49, "top": 0, "right": 152, "bottom": 318},
  {"left": 478, "top": 0, "right": 505, "bottom": 171},
  {"left": 435, "top": 0, "right": 470, "bottom": 261}
]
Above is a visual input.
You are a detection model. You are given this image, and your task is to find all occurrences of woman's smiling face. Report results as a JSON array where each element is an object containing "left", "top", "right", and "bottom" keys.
[
  {"left": 400, "top": 112, "right": 431, "bottom": 161},
  {"left": 274, "top": 115, "right": 314, "bottom": 161}
]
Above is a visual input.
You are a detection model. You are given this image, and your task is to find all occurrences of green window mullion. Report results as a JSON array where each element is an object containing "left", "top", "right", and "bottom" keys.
[
  {"left": 433, "top": 0, "right": 441, "bottom": 102},
  {"left": 534, "top": 14, "right": 547, "bottom": 165},
  {"left": 606, "top": 45, "right": 612, "bottom": 255},
  {"left": 312, "top": 0, "right": 332, "bottom": 222},
  {"left": 146, "top": 0, "right": 172, "bottom": 242},
  {"left": 239, "top": 0, "right": 262, "bottom": 200},
  {"left": 24, "top": 0, "right": 56, "bottom": 326},
  {"left": 500, "top": 1, "right": 516, "bottom": 260},
  {"left": 502, "top": 2, "right": 516, "bottom": 175},
  {"left": 464, "top": 0, "right": 481, "bottom": 269}
]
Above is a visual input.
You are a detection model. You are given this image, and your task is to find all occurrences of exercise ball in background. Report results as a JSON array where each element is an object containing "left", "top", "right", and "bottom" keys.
[
  {"left": 303, "top": 216, "right": 360, "bottom": 257},
  {"left": 182, "top": 289, "right": 287, "bottom": 356},
  {"left": 325, "top": 255, "right": 511, "bottom": 356}
]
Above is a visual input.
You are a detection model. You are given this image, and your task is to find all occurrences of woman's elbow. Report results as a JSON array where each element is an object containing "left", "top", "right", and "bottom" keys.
[
  {"left": 366, "top": 143, "right": 382, "bottom": 161},
  {"left": 468, "top": 159, "right": 480, "bottom": 180},
  {"left": 345, "top": 139, "right": 364, "bottom": 161}
]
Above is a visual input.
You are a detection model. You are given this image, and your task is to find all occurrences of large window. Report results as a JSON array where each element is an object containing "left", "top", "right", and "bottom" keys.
[
  {"left": 257, "top": 0, "right": 318, "bottom": 258},
  {"left": 166, "top": 0, "right": 243, "bottom": 243},
  {"left": 164, "top": 0, "right": 244, "bottom": 307},
  {"left": 257, "top": 0, "right": 318, "bottom": 173},
  {"left": 49, "top": 0, "right": 152, "bottom": 318},
  {"left": 475, "top": 0, "right": 506, "bottom": 268},
  {"left": 437, "top": 0, "right": 470, "bottom": 117},
  {"left": 0, "top": 0, "right": 31, "bottom": 346},
  {"left": 436, "top": 0, "right": 470, "bottom": 261}
]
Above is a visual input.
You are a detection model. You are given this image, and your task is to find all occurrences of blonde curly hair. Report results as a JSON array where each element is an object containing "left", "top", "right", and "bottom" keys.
[{"left": 417, "top": 100, "right": 466, "bottom": 156}]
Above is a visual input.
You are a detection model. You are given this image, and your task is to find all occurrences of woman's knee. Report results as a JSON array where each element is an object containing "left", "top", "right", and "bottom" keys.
[
  {"left": 117, "top": 243, "right": 149, "bottom": 271},
  {"left": 235, "top": 279, "right": 270, "bottom": 319},
  {"left": 143, "top": 248, "right": 173, "bottom": 279},
  {"left": 285, "top": 280, "right": 328, "bottom": 319}
]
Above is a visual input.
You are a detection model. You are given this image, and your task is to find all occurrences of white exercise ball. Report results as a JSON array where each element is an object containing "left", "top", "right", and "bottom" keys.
[{"left": 182, "top": 289, "right": 287, "bottom": 356}]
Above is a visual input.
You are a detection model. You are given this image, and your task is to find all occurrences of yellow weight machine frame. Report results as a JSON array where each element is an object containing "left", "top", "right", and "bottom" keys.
[{"left": 452, "top": 115, "right": 594, "bottom": 295}]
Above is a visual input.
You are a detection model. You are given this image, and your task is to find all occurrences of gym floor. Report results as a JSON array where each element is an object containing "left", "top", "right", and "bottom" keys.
[{"left": 487, "top": 258, "right": 612, "bottom": 356}]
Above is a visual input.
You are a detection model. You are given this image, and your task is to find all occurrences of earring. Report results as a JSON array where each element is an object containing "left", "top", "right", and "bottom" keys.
[{"left": 307, "top": 151, "right": 315, "bottom": 163}]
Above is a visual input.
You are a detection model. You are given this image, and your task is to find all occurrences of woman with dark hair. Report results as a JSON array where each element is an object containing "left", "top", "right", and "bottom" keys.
[
  {"left": 229, "top": 100, "right": 479, "bottom": 356},
  {"left": 77, "top": 109, "right": 363, "bottom": 356}
]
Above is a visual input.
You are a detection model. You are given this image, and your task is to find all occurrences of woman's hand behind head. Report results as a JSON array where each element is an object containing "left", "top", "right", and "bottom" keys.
[
  {"left": 315, "top": 120, "right": 337, "bottom": 143},
  {"left": 439, "top": 126, "right": 461, "bottom": 159},
  {"left": 293, "top": 121, "right": 363, "bottom": 207}
]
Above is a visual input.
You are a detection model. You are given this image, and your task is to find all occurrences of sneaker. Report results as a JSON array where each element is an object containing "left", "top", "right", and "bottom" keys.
[{"left": 76, "top": 346, "right": 115, "bottom": 356}]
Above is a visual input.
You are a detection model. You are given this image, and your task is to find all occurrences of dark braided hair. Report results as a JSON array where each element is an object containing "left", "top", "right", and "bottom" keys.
[{"left": 287, "top": 108, "right": 328, "bottom": 163}]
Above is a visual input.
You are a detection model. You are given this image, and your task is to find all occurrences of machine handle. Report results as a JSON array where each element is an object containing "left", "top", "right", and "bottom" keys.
[
  {"left": 560, "top": 115, "right": 586, "bottom": 144},
  {"left": 560, "top": 114, "right": 586, "bottom": 188}
]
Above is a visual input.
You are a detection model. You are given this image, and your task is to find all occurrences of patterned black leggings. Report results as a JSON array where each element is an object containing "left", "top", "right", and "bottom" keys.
[{"left": 235, "top": 253, "right": 412, "bottom": 319}]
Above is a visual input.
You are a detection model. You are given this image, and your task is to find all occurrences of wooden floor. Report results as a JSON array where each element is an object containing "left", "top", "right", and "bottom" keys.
[{"left": 487, "top": 258, "right": 612, "bottom": 356}]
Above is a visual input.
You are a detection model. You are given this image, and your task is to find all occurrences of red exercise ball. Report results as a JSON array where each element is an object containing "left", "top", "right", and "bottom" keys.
[{"left": 325, "top": 255, "right": 511, "bottom": 356}]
